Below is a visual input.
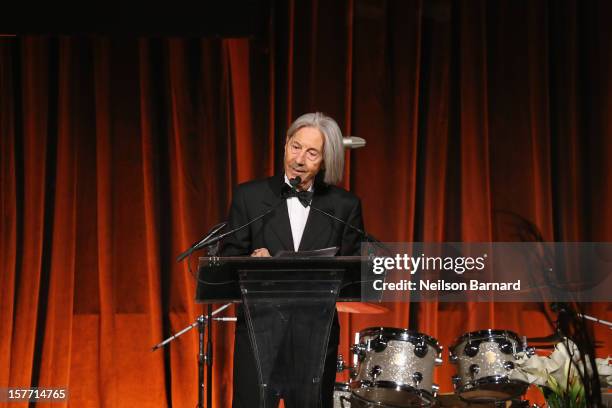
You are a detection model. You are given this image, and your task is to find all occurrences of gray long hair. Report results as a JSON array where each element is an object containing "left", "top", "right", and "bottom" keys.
[{"left": 286, "top": 112, "right": 344, "bottom": 185}]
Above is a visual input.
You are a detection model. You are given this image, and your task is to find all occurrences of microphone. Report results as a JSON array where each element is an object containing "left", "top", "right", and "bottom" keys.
[
  {"left": 289, "top": 176, "right": 301, "bottom": 189},
  {"left": 290, "top": 175, "right": 381, "bottom": 244},
  {"left": 176, "top": 221, "right": 228, "bottom": 262},
  {"left": 309, "top": 205, "right": 380, "bottom": 243},
  {"left": 177, "top": 197, "right": 287, "bottom": 261},
  {"left": 342, "top": 136, "right": 366, "bottom": 149},
  {"left": 179, "top": 178, "right": 308, "bottom": 262},
  {"left": 309, "top": 205, "right": 392, "bottom": 256}
]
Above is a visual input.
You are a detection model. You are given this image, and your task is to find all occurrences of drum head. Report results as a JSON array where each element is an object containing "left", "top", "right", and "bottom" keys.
[
  {"left": 458, "top": 380, "right": 528, "bottom": 403},
  {"left": 352, "top": 385, "right": 435, "bottom": 407},
  {"left": 358, "top": 327, "right": 442, "bottom": 353},
  {"left": 450, "top": 329, "right": 522, "bottom": 353}
]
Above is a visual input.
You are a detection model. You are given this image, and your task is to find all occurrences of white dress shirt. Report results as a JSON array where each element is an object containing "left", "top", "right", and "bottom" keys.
[{"left": 284, "top": 175, "right": 312, "bottom": 251}]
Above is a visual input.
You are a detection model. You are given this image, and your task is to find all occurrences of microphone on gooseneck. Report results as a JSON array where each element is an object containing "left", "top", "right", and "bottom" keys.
[
  {"left": 176, "top": 192, "right": 287, "bottom": 262},
  {"left": 309, "top": 205, "right": 380, "bottom": 243},
  {"left": 289, "top": 176, "right": 382, "bottom": 243},
  {"left": 289, "top": 176, "right": 301, "bottom": 189},
  {"left": 309, "top": 204, "right": 391, "bottom": 256},
  {"left": 176, "top": 221, "right": 228, "bottom": 262},
  {"left": 287, "top": 175, "right": 389, "bottom": 254}
]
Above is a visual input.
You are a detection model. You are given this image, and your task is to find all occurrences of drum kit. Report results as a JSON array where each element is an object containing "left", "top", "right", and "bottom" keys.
[{"left": 334, "top": 327, "right": 536, "bottom": 408}]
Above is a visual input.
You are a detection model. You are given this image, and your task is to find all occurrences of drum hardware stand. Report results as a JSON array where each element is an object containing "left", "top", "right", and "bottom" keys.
[
  {"left": 336, "top": 354, "right": 357, "bottom": 378},
  {"left": 152, "top": 303, "right": 235, "bottom": 408},
  {"left": 549, "top": 303, "right": 608, "bottom": 407},
  {"left": 551, "top": 303, "right": 612, "bottom": 330},
  {"left": 336, "top": 354, "right": 357, "bottom": 408}
]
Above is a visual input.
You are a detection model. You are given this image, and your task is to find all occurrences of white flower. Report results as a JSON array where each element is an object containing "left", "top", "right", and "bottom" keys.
[
  {"left": 512, "top": 338, "right": 594, "bottom": 392},
  {"left": 548, "top": 339, "right": 591, "bottom": 391},
  {"left": 596, "top": 356, "right": 612, "bottom": 388},
  {"left": 512, "top": 338, "right": 606, "bottom": 406},
  {"left": 511, "top": 351, "right": 552, "bottom": 386}
]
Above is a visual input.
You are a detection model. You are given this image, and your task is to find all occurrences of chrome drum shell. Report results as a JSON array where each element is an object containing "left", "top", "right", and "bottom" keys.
[
  {"left": 351, "top": 327, "right": 442, "bottom": 407},
  {"left": 449, "top": 329, "right": 529, "bottom": 402}
]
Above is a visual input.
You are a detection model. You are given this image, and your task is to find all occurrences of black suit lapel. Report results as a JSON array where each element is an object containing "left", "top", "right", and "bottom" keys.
[
  {"left": 263, "top": 175, "right": 294, "bottom": 251},
  {"left": 298, "top": 188, "right": 333, "bottom": 251}
]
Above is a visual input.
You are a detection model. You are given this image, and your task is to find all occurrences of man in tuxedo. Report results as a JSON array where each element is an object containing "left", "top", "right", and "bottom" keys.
[{"left": 223, "top": 112, "right": 364, "bottom": 408}]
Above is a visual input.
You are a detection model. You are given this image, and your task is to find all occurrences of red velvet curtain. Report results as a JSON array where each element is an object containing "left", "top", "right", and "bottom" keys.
[{"left": 1, "top": 1, "right": 611, "bottom": 406}]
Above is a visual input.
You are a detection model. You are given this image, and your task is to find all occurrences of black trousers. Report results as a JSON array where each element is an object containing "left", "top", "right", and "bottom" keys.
[{"left": 232, "top": 310, "right": 339, "bottom": 408}]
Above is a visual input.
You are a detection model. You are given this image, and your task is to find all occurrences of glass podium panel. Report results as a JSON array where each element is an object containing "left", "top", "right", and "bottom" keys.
[{"left": 239, "top": 268, "right": 342, "bottom": 408}]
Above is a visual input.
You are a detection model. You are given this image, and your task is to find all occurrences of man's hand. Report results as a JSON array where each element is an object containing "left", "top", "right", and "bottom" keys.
[{"left": 251, "top": 248, "right": 271, "bottom": 257}]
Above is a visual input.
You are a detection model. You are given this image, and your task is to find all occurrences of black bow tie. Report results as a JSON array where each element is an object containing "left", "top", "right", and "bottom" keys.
[{"left": 281, "top": 183, "right": 313, "bottom": 208}]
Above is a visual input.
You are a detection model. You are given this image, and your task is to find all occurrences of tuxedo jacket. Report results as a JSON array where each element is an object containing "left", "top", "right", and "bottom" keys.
[{"left": 222, "top": 174, "right": 364, "bottom": 257}]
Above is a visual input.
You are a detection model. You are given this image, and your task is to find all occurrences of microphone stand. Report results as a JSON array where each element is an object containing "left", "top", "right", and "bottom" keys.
[
  {"left": 152, "top": 303, "right": 235, "bottom": 408},
  {"left": 179, "top": 202, "right": 283, "bottom": 257},
  {"left": 168, "top": 221, "right": 239, "bottom": 408},
  {"left": 172, "top": 199, "right": 285, "bottom": 406}
]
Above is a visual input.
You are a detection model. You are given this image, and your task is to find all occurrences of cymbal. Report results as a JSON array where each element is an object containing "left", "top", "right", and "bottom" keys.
[
  {"left": 528, "top": 333, "right": 564, "bottom": 343},
  {"left": 336, "top": 302, "right": 389, "bottom": 314},
  {"left": 527, "top": 334, "right": 604, "bottom": 348}
]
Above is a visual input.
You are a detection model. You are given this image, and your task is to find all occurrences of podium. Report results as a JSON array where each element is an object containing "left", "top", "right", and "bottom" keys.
[{"left": 196, "top": 256, "right": 364, "bottom": 408}]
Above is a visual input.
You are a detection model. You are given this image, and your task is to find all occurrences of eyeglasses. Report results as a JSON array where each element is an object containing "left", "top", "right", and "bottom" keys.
[{"left": 288, "top": 141, "right": 322, "bottom": 162}]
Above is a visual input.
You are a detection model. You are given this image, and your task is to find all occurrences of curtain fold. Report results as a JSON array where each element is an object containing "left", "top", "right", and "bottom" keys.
[
  {"left": 0, "top": 36, "right": 18, "bottom": 394},
  {"left": 0, "top": 1, "right": 611, "bottom": 406},
  {"left": 8, "top": 38, "right": 50, "bottom": 404}
]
